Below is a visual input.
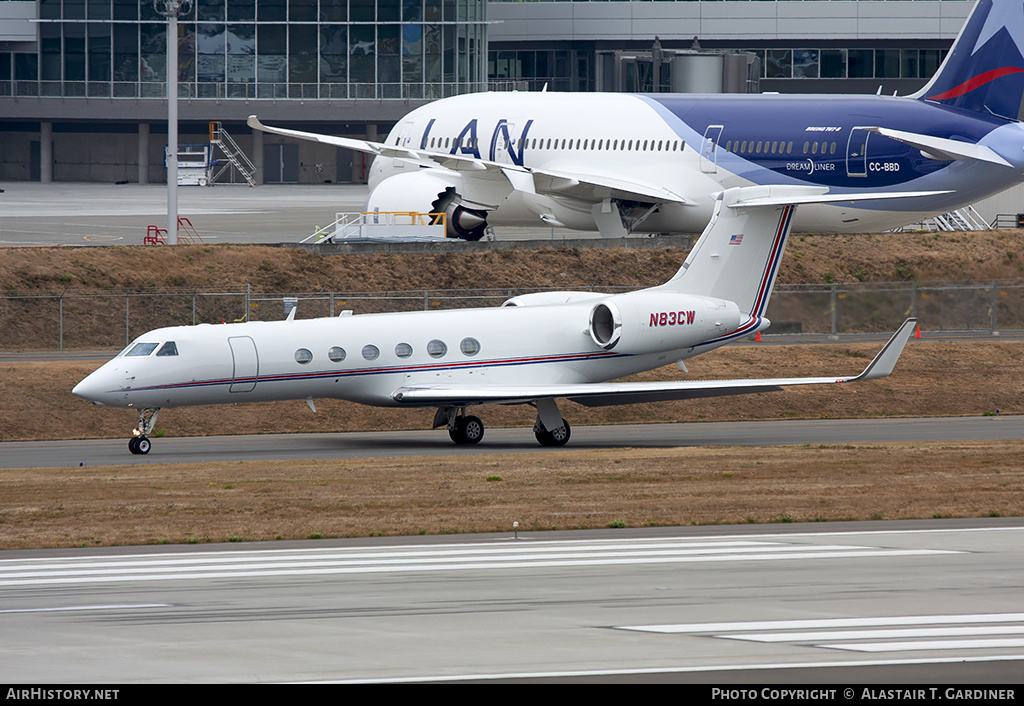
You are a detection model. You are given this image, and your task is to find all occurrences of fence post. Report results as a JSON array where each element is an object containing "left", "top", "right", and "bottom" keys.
[
  {"left": 58, "top": 293, "right": 63, "bottom": 352},
  {"left": 830, "top": 284, "right": 838, "bottom": 336},
  {"left": 125, "top": 292, "right": 130, "bottom": 346},
  {"left": 991, "top": 280, "right": 999, "bottom": 334}
]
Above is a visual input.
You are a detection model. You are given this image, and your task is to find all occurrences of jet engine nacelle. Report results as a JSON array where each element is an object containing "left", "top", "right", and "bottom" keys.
[
  {"left": 502, "top": 291, "right": 608, "bottom": 308},
  {"left": 589, "top": 291, "right": 742, "bottom": 354},
  {"left": 365, "top": 170, "right": 489, "bottom": 241}
]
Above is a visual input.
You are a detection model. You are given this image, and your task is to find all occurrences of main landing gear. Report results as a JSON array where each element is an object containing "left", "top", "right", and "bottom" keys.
[
  {"left": 128, "top": 407, "right": 160, "bottom": 455},
  {"left": 435, "top": 407, "right": 485, "bottom": 445},
  {"left": 434, "top": 399, "right": 572, "bottom": 447}
]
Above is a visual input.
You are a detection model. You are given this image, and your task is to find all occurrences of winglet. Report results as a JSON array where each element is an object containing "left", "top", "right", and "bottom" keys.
[{"left": 850, "top": 318, "right": 917, "bottom": 382}]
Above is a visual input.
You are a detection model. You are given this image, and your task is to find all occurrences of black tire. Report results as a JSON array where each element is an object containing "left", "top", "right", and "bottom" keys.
[
  {"left": 128, "top": 437, "right": 139, "bottom": 454},
  {"left": 136, "top": 436, "right": 151, "bottom": 454},
  {"left": 449, "top": 416, "right": 484, "bottom": 445},
  {"left": 535, "top": 419, "right": 571, "bottom": 447}
]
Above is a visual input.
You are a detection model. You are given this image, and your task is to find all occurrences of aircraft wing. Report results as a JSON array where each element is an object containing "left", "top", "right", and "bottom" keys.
[
  {"left": 391, "top": 319, "right": 916, "bottom": 408},
  {"left": 247, "top": 115, "right": 687, "bottom": 205},
  {"left": 864, "top": 127, "right": 1011, "bottom": 166}
]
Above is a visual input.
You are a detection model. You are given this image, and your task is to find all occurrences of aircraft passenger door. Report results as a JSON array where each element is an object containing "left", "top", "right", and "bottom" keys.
[
  {"left": 228, "top": 336, "right": 259, "bottom": 393},
  {"left": 847, "top": 127, "right": 871, "bottom": 177},
  {"left": 397, "top": 121, "right": 415, "bottom": 148},
  {"left": 701, "top": 125, "right": 724, "bottom": 174}
]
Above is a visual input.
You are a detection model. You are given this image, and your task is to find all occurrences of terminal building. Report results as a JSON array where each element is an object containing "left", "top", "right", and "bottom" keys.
[{"left": 0, "top": 0, "right": 979, "bottom": 189}]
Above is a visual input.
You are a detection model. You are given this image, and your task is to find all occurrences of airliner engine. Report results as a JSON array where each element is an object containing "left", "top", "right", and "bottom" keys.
[{"left": 364, "top": 170, "right": 489, "bottom": 241}]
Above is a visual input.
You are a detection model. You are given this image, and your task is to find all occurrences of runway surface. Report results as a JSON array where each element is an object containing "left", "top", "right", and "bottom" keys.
[
  {"left": 0, "top": 521, "right": 1021, "bottom": 683},
  {"left": 2, "top": 415, "right": 1021, "bottom": 470}
]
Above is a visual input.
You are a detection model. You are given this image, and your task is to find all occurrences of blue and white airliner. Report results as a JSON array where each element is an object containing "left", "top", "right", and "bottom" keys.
[{"left": 250, "top": 0, "right": 1024, "bottom": 238}]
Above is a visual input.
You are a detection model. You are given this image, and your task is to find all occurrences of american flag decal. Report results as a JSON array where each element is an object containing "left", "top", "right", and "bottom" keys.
[{"left": 729, "top": 233, "right": 744, "bottom": 245}]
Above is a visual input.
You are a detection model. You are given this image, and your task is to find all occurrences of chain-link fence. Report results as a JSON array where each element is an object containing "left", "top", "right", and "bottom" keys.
[{"left": 3, "top": 280, "right": 1024, "bottom": 351}]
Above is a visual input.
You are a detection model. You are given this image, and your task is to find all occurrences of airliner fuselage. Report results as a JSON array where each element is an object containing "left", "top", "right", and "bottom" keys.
[{"left": 369, "top": 91, "right": 1024, "bottom": 234}]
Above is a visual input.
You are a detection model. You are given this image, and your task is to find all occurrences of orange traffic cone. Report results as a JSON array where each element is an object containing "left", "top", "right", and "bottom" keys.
[
  {"left": 914, "top": 325, "right": 922, "bottom": 339},
  {"left": 755, "top": 331, "right": 762, "bottom": 342}
]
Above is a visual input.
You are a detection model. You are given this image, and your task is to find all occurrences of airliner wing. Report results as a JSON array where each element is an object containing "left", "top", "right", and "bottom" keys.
[
  {"left": 864, "top": 127, "right": 1011, "bottom": 166},
  {"left": 391, "top": 319, "right": 916, "bottom": 408},
  {"left": 247, "top": 115, "right": 687, "bottom": 205}
]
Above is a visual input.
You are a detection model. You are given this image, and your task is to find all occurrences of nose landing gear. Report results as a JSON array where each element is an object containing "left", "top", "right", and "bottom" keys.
[{"left": 128, "top": 407, "right": 160, "bottom": 455}]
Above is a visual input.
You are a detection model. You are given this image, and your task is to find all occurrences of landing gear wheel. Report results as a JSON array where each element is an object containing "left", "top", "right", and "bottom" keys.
[
  {"left": 535, "top": 419, "right": 571, "bottom": 447},
  {"left": 128, "top": 408, "right": 160, "bottom": 455},
  {"left": 449, "top": 415, "right": 485, "bottom": 445}
]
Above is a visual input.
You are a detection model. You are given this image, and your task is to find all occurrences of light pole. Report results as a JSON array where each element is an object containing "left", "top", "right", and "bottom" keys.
[{"left": 154, "top": 0, "right": 192, "bottom": 245}]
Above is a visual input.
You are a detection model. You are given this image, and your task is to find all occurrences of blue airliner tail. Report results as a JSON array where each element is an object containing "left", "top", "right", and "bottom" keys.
[{"left": 914, "top": 0, "right": 1024, "bottom": 120}]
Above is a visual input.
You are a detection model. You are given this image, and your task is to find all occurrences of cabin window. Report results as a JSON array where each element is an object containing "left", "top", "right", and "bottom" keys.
[
  {"left": 803, "top": 141, "right": 809, "bottom": 154},
  {"left": 812, "top": 142, "right": 819, "bottom": 154},
  {"left": 156, "top": 341, "right": 178, "bottom": 357},
  {"left": 830, "top": 142, "right": 837, "bottom": 154},
  {"left": 295, "top": 348, "right": 313, "bottom": 364},
  {"left": 362, "top": 345, "right": 380, "bottom": 361},
  {"left": 460, "top": 337, "right": 481, "bottom": 357},
  {"left": 787, "top": 141, "right": 793, "bottom": 153},
  {"left": 427, "top": 339, "right": 447, "bottom": 358},
  {"left": 328, "top": 346, "right": 346, "bottom": 362},
  {"left": 395, "top": 342, "right": 413, "bottom": 358},
  {"left": 125, "top": 342, "right": 159, "bottom": 357}
]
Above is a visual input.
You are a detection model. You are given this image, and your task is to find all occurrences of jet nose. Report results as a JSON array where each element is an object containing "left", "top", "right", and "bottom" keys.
[{"left": 72, "top": 367, "right": 114, "bottom": 405}]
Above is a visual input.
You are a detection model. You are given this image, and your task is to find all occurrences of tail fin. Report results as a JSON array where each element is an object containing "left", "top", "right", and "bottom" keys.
[
  {"left": 912, "top": 0, "right": 1024, "bottom": 120},
  {"left": 657, "top": 185, "right": 803, "bottom": 317}
]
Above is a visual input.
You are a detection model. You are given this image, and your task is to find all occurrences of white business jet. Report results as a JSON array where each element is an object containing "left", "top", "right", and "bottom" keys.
[{"left": 73, "top": 185, "right": 916, "bottom": 454}]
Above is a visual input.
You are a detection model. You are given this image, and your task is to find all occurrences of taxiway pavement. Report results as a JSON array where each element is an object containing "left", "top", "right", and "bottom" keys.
[{"left": 2, "top": 415, "right": 1022, "bottom": 469}]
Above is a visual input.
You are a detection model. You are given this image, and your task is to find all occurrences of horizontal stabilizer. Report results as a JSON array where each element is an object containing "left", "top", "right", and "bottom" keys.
[
  {"left": 390, "top": 319, "right": 916, "bottom": 408},
  {"left": 864, "top": 127, "right": 1011, "bottom": 166}
]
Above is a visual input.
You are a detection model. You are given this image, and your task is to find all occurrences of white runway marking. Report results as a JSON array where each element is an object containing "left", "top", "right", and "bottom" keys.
[
  {"left": 619, "top": 613, "right": 1024, "bottom": 655},
  {"left": 0, "top": 536, "right": 959, "bottom": 587}
]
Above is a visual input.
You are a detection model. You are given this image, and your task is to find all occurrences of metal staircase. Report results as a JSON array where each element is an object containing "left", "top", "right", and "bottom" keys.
[
  {"left": 894, "top": 205, "right": 990, "bottom": 232},
  {"left": 208, "top": 121, "right": 257, "bottom": 186}
]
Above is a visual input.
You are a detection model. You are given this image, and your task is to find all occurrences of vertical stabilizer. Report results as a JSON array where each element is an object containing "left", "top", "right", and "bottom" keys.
[
  {"left": 657, "top": 186, "right": 800, "bottom": 317},
  {"left": 913, "top": 0, "right": 1024, "bottom": 120}
]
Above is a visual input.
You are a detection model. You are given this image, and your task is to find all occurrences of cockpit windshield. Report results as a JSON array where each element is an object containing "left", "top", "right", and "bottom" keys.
[
  {"left": 123, "top": 341, "right": 178, "bottom": 357},
  {"left": 125, "top": 342, "right": 159, "bottom": 357}
]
